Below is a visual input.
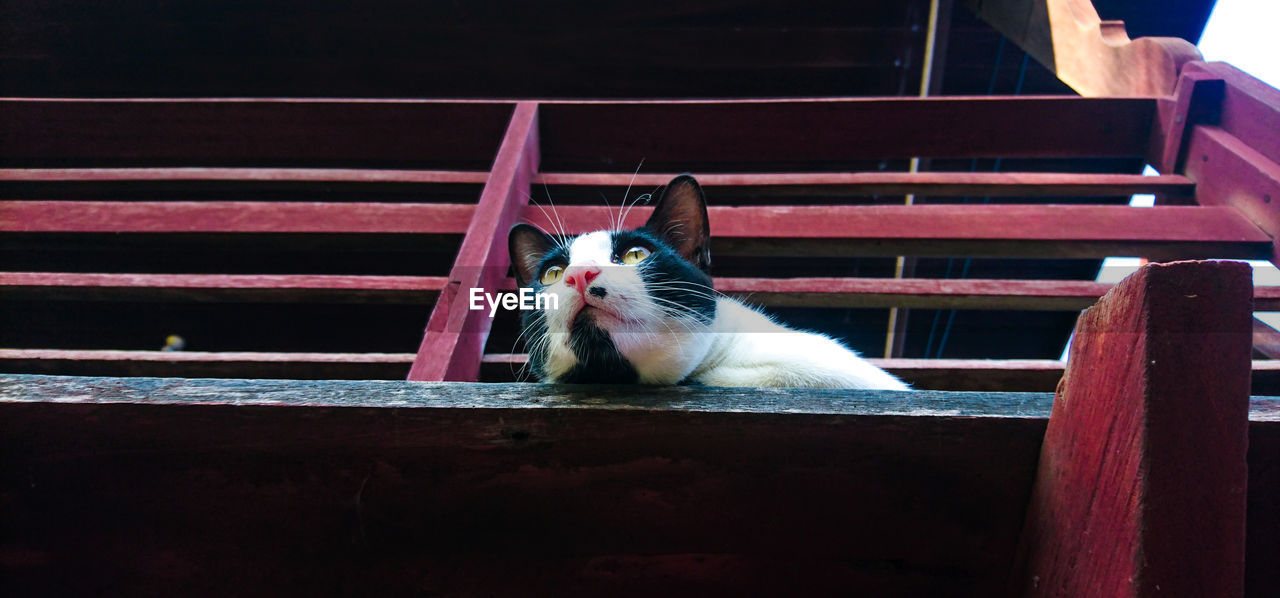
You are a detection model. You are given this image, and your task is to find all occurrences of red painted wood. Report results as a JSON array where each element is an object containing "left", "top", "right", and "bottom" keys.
[
  {"left": 0, "top": 168, "right": 490, "bottom": 184},
  {"left": 0, "top": 272, "right": 447, "bottom": 303},
  {"left": 1184, "top": 62, "right": 1280, "bottom": 166},
  {"left": 1013, "top": 260, "right": 1252, "bottom": 597},
  {"left": 537, "top": 97, "right": 1156, "bottom": 170},
  {"left": 0, "top": 99, "right": 515, "bottom": 168},
  {"left": 535, "top": 171, "right": 1195, "bottom": 198},
  {"left": 11, "top": 202, "right": 1266, "bottom": 259},
  {"left": 0, "top": 201, "right": 476, "bottom": 233},
  {"left": 1184, "top": 126, "right": 1280, "bottom": 263},
  {"left": 519, "top": 204, "right": 1270, "bottom": 259},
  {"left": 8, "top": 272, "right": 1280, "bottom": 311},
  {"left": 409, "top": 102, "right": 541, "bottom": 382},
  {"left": 523, "top": 204, "right": 1266, "bottom": 241},
  {"left": 1148, "top": 68, "right": 1225, "bottom": 175}
]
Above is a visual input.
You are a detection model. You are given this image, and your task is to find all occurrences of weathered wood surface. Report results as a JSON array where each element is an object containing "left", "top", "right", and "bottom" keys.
[
  {"left": 963, "top": 0, "right": 1201, "bottom": 97},
  {"left": 0, "top": 374, "right": 1276, "bottom": 598},
  {"left": 0, "top": 374, "right": 1047, "bottom": 597},
  {"left": 1014, "top": 260, "right": 1253, "bottom": 597},
  {"left": 409, "top": 102, "right": 540, "bottom": 382}
]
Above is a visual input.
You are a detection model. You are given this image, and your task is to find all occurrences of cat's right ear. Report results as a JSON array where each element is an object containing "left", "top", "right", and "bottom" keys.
[{"left": 508, "top": 224, "right": 558, "bottom": 288}]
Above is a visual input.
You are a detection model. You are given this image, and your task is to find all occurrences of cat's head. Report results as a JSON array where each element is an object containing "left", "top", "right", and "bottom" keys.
[{"left": 508, "top": 174, "right": 717, "bottom": 384}]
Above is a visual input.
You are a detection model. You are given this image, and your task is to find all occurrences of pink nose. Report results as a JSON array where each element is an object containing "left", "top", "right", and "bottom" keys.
[{"left": 564, "top": 263, "right": 602, "bottom": 294}]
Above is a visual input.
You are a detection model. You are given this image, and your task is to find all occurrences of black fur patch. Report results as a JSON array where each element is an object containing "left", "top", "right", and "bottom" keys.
[
  {"left": 559, "top": 310, "right": 639, "bottom": 383},
  {"left": 613, "top": 229, "right": 716, "bottom": 326}
]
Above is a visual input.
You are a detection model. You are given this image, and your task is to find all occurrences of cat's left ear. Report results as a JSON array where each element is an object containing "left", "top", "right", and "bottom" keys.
[
  {"left": 508, "top": 223, "right": 558, "bottom": 288},
  {"left": 644, "top": 174, "right": 711, "bottom": 272}
]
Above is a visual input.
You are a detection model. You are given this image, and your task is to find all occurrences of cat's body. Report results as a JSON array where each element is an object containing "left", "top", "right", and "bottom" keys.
[{"left": 508, "top": 175, "right": 910, "bottom": 390}]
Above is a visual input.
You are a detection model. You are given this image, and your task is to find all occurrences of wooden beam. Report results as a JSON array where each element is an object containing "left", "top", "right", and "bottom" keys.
[
  {"left": 0, "top": 167, "right": 490, "bottom": 184},
  {"left": 408, "top": 102, "right": 541, "bottom": 381},
  {"left": 9, "top": 202, "right": 1266, "bottom": 260},
  {"left": 0, "top": 201, "right": 476, "bottom": 233},
  {"left": 12, "top": 272, "right": 1280, "bottom": 311},
  {"left": 0, "top": 373, "right": 1052, "bottom": 596},
  {"left": 534, "top": 171, "right": 1195, "bottom": 199},
  {"left": 0, "top": 99, "right": 515, "bottom": 168},
  {"left": 1184, "top": 126, "right": 1280, "bottom": 264},
  {"left": 0, "top": 272, "right": 446, "bottom": 303},
  {"left": 0, "top": 349, "right": 413, "bottom": 380},
  {"left": 1013, "top": 260, "right": 1252, "bottom": 597},
  {"left": 521, "top": 204, "right": 1271, "bottom": 260},
  {"left": 963, "top": 0, "right": 1201, "bottom": 97},
  {"left": 538, "top": 97, "right": 1156, "bottom": 168}
]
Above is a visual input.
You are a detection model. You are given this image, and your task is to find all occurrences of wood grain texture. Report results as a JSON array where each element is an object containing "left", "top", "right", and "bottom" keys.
[
  {"left": 0, "top": 373, "right": 1047, "bottom": 597},
  {"left": 0, "top": 374, "right": 1275, "bottom": 597},
  {"left": 1013, "top": 260, "right": 1253, "bottom": 597},
  {"left": 1185, "top": 126, "right": 1280, "bottom": 264},
  {"left": 409, "top": 102, "right": 540, "bottom": 381}
]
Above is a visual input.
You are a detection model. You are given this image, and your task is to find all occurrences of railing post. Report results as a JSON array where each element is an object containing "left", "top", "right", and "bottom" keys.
[
  {"left": 408, "top": 102, "right": 541, "bottom": 381},
  {"left": 1013, "top": 260, "right": 1252, "bottom": 597}
]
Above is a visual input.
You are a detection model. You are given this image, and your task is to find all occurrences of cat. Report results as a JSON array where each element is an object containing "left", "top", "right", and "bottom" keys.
[{"left": 507, "top": 174, "right": 911, "bottom": 390}]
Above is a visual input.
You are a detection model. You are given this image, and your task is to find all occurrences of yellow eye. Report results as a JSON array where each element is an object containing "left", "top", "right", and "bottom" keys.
[
  {"left": 621, "top": 246, "right": 651, "bottom": 265},
  {"left": 540, "top": 265, "right": 564, "bottom": 285}
]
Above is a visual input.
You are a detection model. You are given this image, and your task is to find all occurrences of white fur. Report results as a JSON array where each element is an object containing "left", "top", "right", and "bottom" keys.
[
  {"left": 687, "top": 298, "right": 911, "bottom": 390},
  {"left": 533, "top": 232, "right": 909, "bottom": 390}
]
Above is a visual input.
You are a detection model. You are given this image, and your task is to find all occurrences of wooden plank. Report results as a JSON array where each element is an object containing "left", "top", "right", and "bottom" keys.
[
  {"left": 0, "top": 373, "right": 1049, "bottom": 596},
  {"left": 0, "top": 350, "right": 413, "bottom": 380},
  {"left": 1013, "top": 260, "right": 1252, "bottom": 597},
  {"left": 0, "top": 201, "right": 475, "bottom": 233},
  {"left": 520, "top": 204, "right": 1271, "bottom": 260},
  {"left": 1184, "top": 126, "right": 1280, "bottom": 264},
  {"left": 13, "top": 272, "right": 1278, "bottom": 311},
  {"left": 1184, "top": 62, "right": 1280, "bottom": 166},
  {"left": 537, "top": 97, "right": 1157, "bottom": 170},
  {"left": 0, "top": 168, "right": 491, "bottom": 184},
  {"left": 6, "top": 350, "right": 1280, "bottom": 395},
  {"left": 0, "top": 273, "right": 446, "bottom": 303},
  {"left": 0, "top": 99, "right": 515, "bottom": 168},
  {"left": 962, "top": 0, "right": 1201, "bottom": 97},
  {"left": 480, "top": 352, "right": 1280, "bottom": 394},
  {"left": 0, "top": 374, "right": 1274, "bottom": 596},
  {"left": 534, "top": 171, "right": 1195, "bottom": 199},
  {"left": 409, "top": 102, "right": 540, "bottom": 382},
  {"left": 1253, "top": 317, "right": 1280, "bottom": 360}
]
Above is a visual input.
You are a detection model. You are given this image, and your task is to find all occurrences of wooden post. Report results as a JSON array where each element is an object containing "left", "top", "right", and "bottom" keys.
[
  {"left": 1013, "top": 260, "right": 1252, "bottom": 597},
  {"left": 408, "top": 102, "right": 541, "bottom": 381}
]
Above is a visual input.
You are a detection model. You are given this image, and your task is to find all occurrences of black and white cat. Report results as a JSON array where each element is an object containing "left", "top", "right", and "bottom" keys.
[{"left": 507, "top": 174, "right": 911, "bottom": 390}]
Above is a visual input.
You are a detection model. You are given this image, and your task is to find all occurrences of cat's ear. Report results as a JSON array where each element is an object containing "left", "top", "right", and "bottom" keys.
[
  {"left": 508, "top": 223, "right": 558, "bottom": 288},
  {"left": 644, "top": 174, "right": 711, "bottom": 272}
]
